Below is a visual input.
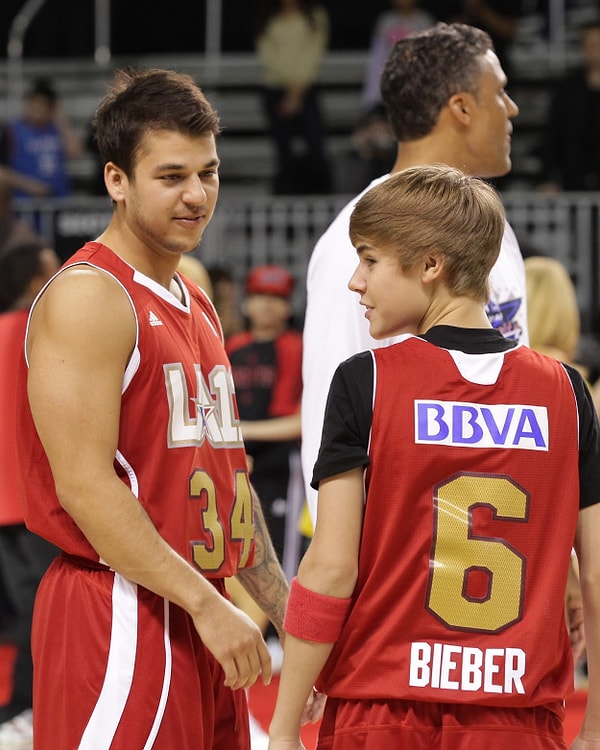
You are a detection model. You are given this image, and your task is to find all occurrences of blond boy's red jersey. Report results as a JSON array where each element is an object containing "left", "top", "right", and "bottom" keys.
[{"left": 314, "top": 332, "right": 591, "bottom": 709}]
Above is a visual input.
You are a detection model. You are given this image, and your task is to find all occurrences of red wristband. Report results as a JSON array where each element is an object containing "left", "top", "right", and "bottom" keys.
[{"left": 284, "top": 577, "right": 352, "bottom": 643}]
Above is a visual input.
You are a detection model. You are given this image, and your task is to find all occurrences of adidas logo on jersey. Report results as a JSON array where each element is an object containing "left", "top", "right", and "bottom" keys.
[{"left": 149, "top": 311, "right": 163, "bottom": 327}]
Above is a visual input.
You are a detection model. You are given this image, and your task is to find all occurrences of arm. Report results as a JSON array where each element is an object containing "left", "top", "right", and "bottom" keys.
[
  {"left": 27, "top": 267, "right": 271, "bottom": 691},
  {"left": 235, "top": 485, "right": 290, "bottom": 638},
  {"left": 571, "top": 503, "right": 600, "bottom": 749},
  {"left": 242, "top": 331, "right": 302, "bottom": 443},
  {"left": 241, "top": 412, "right": 301, "bottom": 442},
  {"left": 268, "top": 467, "right": 364, "bottom": 750},
  {"left": 0, "top": 164, "right": 51, "bottom": 196}
]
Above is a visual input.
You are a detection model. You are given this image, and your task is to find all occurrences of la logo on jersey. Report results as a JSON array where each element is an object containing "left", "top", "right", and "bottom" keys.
[
  {"left": 415, "top": 400, "right": 549, "bottom": 451},
  {"left": 164, "top": 363, "right": 243, "bottom": 447}
]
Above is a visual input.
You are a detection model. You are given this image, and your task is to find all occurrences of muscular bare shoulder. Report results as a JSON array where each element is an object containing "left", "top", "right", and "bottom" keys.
[{"left": 27, "top": 262, "right": 137, "bottom": 372}]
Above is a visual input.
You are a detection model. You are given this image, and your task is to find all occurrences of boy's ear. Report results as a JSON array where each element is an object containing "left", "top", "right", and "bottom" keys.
[{"left": 423, "top": 253, "right": 444, "bottom": 281}]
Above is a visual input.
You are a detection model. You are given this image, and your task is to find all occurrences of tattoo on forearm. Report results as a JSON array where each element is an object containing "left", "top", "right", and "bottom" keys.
[{"left": 236, "top": 489, "right": 289, "bottom": 632}]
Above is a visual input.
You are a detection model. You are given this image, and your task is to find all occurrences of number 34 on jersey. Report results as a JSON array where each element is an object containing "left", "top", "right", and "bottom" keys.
[{"left": 162, "top": 362, "right": 253, "bottom": 575}]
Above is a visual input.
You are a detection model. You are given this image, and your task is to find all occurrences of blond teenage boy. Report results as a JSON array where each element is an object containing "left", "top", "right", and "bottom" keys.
[{"left": 269, "top": 165, "right": 600, "bottom": 750}]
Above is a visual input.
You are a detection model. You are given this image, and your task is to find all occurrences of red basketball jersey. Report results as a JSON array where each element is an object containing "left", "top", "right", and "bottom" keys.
[
  {"left": 317, "top": 337, "right": 580, "bottom": 709},
  {"left": 17, "top": 242, "right": 254, "bottom": 577}
]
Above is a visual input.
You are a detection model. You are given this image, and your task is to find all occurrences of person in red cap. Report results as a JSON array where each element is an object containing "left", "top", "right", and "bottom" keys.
[
  {"left": 226, "top": 264, "right": 303, "bottom": 586},
  {"left": 245, "top": 264, "right": 295, "bottom": 299}
]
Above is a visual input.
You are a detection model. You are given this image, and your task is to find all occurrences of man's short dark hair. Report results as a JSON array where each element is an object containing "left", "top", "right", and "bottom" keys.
[
  {"left": 381, "top": 23, "right": 494, "bottom": 142},
  {"left": 92, "top": 68, "right": 220, "bottom": 177}
]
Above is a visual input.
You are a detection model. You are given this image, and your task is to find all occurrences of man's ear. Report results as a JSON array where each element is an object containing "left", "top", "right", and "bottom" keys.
[
  {"left": 104, "top": 162, "right": 127, "bottom": 202},
  {"left": 448, "top": 93, "right": 472, "bottom": 125}
]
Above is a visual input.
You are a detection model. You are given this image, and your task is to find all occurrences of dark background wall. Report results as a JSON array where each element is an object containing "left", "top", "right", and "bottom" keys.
[{"left": 0, "top": 0, "right": 499, "bottom": 59}]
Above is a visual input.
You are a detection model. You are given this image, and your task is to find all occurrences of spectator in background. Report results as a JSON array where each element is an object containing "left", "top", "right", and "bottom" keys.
[
  {"left": 0, "top": 238, "right": 61, "bottom": 748},
  {"left": 538, "top": 20, "right": 600, "bottom": 192},
  {"left": 351, "top": 0, "right": 435, "bottom": 187},
  {"left": 225, "top": 263, "right": 303, "bottom": 749},
  {"left": 226, "top": 264, "right": 303, "bottom": 569},
  {"left": 0, "top": 77, "right": 83, "bottom": 200},
  {"left": 225, "top": 264, "right": 304, "bottom": 712},
  {"left": 525, "top": 253, "right": 600, "bottom": 407},
  {"left": 525, "top": 255, "right": 583, "bottom": 367},
  {"left": 254, "top": 0, "right": 332, "bottom": 194}
]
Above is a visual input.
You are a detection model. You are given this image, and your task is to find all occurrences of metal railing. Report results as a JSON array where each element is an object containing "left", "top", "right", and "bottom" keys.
[{"left": 13, "top": 190, "right": 600, "bottom": 333}]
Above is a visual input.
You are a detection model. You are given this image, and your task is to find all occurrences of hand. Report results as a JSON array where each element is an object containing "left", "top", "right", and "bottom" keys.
[
  {"left": 569, "top": 602, "right": 586, "bottom": 667},
  {"left": 192, "top": 593, "right": 272, "bottom": 690},
  {"left": 300, "top": 688, "right": 326, "bottom": 725}
]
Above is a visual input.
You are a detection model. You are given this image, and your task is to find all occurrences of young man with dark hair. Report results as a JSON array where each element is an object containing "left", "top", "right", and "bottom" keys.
[{"left": 17, "top": 68, "right": 289, "bottom": 750}]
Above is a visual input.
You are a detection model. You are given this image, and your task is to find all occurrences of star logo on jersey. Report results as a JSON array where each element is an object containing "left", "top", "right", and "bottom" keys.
[
  {"left": 485, "top": 298, "right": 522, "bottom": 341},
  {"left": 192, "top": 397, "right": 216, "bottom": 439},
  {"left": 164, "top": 363, "right": 244, "bottom": 447}
]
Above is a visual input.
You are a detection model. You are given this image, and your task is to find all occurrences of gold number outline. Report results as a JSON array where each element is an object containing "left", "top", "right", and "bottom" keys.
[
  {"left": 188, "top": 468, "right": 254, "bottom": 573},
  {"left": 230, "top": 469, "right": 254, "bottom": 568},
  {"left": 426, "top": 471, "right": 529, "bottom": 634}
]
